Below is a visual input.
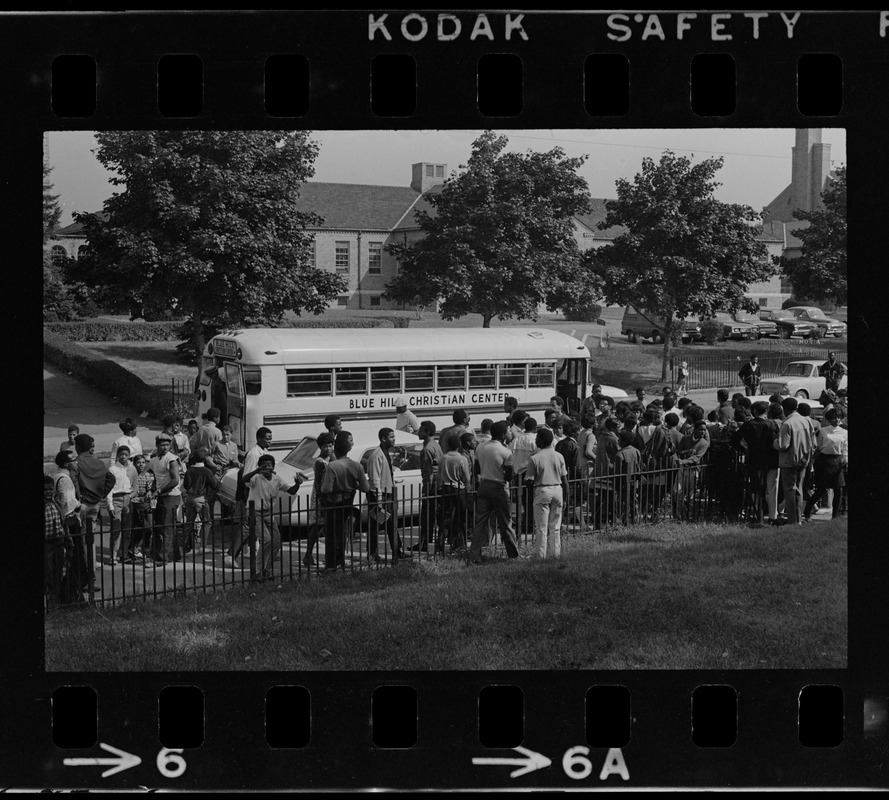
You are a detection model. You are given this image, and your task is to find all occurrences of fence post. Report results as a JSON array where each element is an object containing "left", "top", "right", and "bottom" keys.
[{"left": 248, "top": 501, "right": 257, "bottom": 580}]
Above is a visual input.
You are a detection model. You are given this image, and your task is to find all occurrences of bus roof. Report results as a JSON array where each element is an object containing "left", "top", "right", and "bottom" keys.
[{"left": 208, "top": 327, "right": 591, "bottom": 365}]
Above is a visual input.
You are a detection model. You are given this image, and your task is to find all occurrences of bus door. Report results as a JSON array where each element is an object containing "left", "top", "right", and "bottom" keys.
[
  {"left": 223, "top": 362, "right": 247, "bottom": 451},
  {"left": 556, "top": 358, "right": 586, "bottom": 413}
]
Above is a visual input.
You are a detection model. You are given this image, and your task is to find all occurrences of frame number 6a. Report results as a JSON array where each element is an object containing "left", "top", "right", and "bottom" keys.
[{"left": 563, "top": 746, "right": 629, "bottom": 781}]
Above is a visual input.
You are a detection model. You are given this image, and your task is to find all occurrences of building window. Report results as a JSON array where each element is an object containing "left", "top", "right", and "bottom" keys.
[
  {"left": 311, "top": 238, "right": 317, "bottom": 268},
  {"left": 336, "top": 296, "right": 348, "bottom": 307},
  {"left": 425, "top": 164, "right": 434, "bottom": 177},
  {"left": 759, "top": 297, "right": 768, "bottom": 307},
  {"left": 370, "top": 296, "right": 381, "bottom": 307},
  {"left": 368, "top": 242, "right": 382, "bottom": 274},
  {"left": 435, "top": 165, "right": 444, "bottom": 178},
  {"left": 50, "top": 245, "right": 67, "bottom": 264},
  {"left": 335, "top": 241, "right": 350, "bottom": 272}
]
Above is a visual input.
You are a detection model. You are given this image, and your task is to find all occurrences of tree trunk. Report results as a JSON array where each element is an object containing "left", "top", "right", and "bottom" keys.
[
  {"left": 482, "top": 314, "right": 492, "bottom": 328},
  {"left": 192, "top": 316, "right": 205, "bottom": 393},
  {"left": 661, "top": 334, "right": 671, "bottom": 383}
]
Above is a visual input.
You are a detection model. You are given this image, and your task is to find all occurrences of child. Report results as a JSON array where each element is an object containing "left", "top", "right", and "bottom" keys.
[
  {"left": 212, "top": 424, "right": 240, "bottom": 475},
  {"left": 128, "top": 454, "right": 156, "bottom": 562},
  {"left": 243, "top": 454, "right": 304, "bottom": 578},
  {"left": 182, "top": 447, "right": 219, "bottom": 555},
  {"left": 677, "top": 361, "right": 689, "bottom": 397},
  {"left": 110, "top": 417, "right": 142, "bottom": 462},
  {"left": 59, "top": 424, "right": 79, "bottom": 456},
  {"left": 106, "top": 445, "right": 137, "bottom": 564}
]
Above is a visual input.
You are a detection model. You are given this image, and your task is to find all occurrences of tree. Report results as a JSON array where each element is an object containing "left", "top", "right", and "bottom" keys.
[
  {"left": 585, "top": 151, "right": 773, "bottom": 380},
  {"left": 71, "top": 131, "right": 346, "bottom": 365},
  {"left": 43, "top": 158, "right": 61, "bottom": 243},
  {"left": 384, "top": 131, "right": 594, "bottom": 327},
  {"left": 779, "top": 165, "right": 846, "bottom": 306}
]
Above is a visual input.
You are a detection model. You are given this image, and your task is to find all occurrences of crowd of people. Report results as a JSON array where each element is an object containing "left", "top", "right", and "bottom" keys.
[{"left": 44, "top": 353, "right": 849, "bottom": 605}]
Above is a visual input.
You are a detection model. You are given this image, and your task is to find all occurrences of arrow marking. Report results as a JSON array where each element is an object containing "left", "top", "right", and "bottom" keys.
[
  {"left": 472, "top": 745, "right": 552, "bottom": 778},
  {"left": 63, "top": 742, "right": 142, "bottom": 778}
]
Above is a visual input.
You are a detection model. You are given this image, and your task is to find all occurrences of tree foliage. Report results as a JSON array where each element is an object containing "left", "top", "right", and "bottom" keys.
[
  {"left": 779, "top": 165, "right": 846, "bottom": 305},
  {"left": 584, "top": 151, "right": 772, "bottom": 379},
  {"left": 384, "top": 131, "right": 594, "bottom": 327},
  {"left": 43, "top": 158, "right": 61, "bottom": 244},
  {"left": 71, "top": 131, "right": 346, "bottom": 361}
]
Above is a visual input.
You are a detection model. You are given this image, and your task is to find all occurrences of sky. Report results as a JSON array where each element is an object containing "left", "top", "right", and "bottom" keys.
[{"left": 46, "top": 128, "right": 846, "bottom": 227}]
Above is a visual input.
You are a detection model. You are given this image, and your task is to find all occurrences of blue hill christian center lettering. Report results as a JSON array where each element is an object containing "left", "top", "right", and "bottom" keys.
[
  {"left": 369, "top": 12, "right": 889, "bottom": 41},
  {"left": 349, "top": 392, "right": 508, "bottom": 411}
]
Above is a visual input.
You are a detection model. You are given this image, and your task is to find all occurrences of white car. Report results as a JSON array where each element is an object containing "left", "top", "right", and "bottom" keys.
[
  {"left": 217, "top": 433, "right": 426, "bottom": 532},
  {"left": 745, "top": 395, "right": 825, "bottom": 420},
  {"left": 759, "top": 360, "right": 847, "bottom": 400}
]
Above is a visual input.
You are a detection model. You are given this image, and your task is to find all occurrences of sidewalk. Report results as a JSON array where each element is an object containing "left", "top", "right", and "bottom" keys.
[{"left": 44, "top": 361, "right": 161, "bottom": 462}]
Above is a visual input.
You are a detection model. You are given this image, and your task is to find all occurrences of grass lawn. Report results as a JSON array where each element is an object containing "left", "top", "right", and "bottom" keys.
[
  {"left": 45, "top": 518, "right": 847, "bottom": 672},
  {"left": 81, "top": 340, "right": 198, "bottom": 388}
]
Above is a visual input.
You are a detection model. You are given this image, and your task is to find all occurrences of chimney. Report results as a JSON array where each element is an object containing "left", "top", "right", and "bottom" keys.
[
  {"left": 411, "top": 162, "right": 447, "bottom": 194},
  {"left": 810, "top": 141, "right": 831, "bottom": 211},
  {"left": 791, "top": 129, "right": 822, "bottom": 213}
]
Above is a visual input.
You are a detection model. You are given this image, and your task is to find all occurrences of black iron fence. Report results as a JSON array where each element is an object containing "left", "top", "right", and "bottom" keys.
[
  {"left": 44, "top": 442, "right": 835, "bottom": 612},
  {"left": 672, "top": 347, "right": 840, "bottom": 391},
  {"left": 170, "top": 378, "right": 198, "bottom": 417}
]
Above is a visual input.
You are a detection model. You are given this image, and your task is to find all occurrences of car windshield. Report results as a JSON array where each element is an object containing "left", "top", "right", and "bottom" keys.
[
  {"left": 735, "top": 313, "right": 757, "bottom": 322},
  {"left": 784, "top": 363, "right": 814, "bottom": 377},
  {"left": 770, "top": 311, "right": 792, "bottom": 320},
  {"left": 804, "top": 309, "right": 828, "bottom": 318},
  {"left": 283, "top": 437, "right": 319, "bottom": 472},
  {"left": 359, "top": 443, "right": 424, "bottom": 473}
]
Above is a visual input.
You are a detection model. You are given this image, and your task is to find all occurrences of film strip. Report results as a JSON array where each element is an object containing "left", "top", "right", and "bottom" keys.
[{"left": 8, "top": 8, "right": 888, "bottom": 791}]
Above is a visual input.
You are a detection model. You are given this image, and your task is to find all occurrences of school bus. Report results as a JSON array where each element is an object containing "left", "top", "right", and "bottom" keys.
[{"left": 196, "top": 327, "right": 625, "bottom": 455}]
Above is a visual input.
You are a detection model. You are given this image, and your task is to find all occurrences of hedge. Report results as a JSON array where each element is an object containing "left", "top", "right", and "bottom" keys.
[
  {"left": 44, "top": 321, "right": 183, "bottom": 342},
  {"left": 43, "top": 329, "right": 173, "bottom": 421},
  {"left": 46, "top": 316, "right": 402, "bottom": 342}
]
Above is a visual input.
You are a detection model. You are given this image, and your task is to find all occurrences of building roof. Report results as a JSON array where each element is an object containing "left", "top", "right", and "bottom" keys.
[
  {"left": 55, "top": 212, "right": 108, "bottom": 237},
  {"left": 573, "top": 198, "right": 628, "bottom": 239},
  {"left": 392, "top": 184, "right": 443, "bottom": 231},
  {"left": 297, "top": 182, "right": 421, "bottom": 231}
]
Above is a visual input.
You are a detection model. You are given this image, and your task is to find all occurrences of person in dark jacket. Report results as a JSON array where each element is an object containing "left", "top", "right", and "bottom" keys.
[
  {"left": 74, "top": 433, "right": 115, "bottom": 567},
  {"left": 731, "top": 400, "right": 777, "bottom": 525}
]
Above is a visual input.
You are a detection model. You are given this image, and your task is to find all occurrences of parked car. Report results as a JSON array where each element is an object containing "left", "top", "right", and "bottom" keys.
[
  {"left": 758, "top": 309, "right": 819, "bottom": 339},
  {"left": 217, "top": 433, "right": 426, "bottom": 533},
  {"left": 705, "top": 312, "right": 759, "bottom": 341},
  {"left": 732, "top": 311, "right": 777, "bottom": 339},
  {"left": 746, "top": 395, "right": 825, "bottom": 420},
  {"left": 621, "top": 307, "right": 701, "bottom": 344},
  {"left": 785, "top": 306, "right": 847, "bottom": 338},
  {"left": 759, "top": 360, "right": 848, "bottom": 400}
]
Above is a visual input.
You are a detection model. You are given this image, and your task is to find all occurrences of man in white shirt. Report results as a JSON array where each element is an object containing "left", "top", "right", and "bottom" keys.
[
  {"left": 242, "top": 454, "right": 304, "bottom": 577},
  {"left": 394, "top": 397, "right": 420, "bottom": 435}
]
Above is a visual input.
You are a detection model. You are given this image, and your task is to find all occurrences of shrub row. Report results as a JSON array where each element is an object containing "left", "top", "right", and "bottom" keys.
[
  {"left": 43, "top": 329, "right": 173, "bottom": 421},
  {"left": 46, "top": 316, "right": 404, "bottom": 342},
  {"left": 44, "top": 321, "right": 183, "bottom": 341}
]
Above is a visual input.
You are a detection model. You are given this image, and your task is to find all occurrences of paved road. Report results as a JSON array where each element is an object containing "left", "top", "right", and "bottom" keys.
[{"left": 43, "top": 361, "right": 161, "bottom": 461}]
